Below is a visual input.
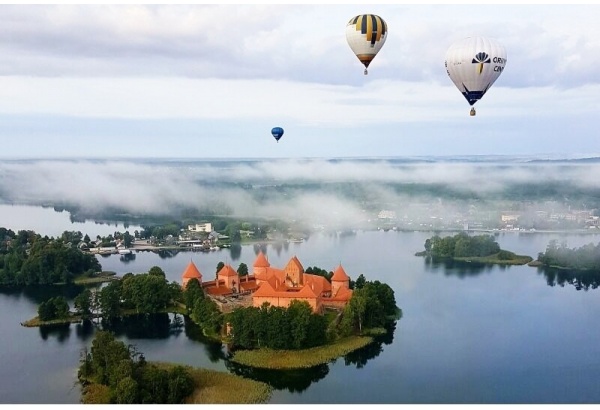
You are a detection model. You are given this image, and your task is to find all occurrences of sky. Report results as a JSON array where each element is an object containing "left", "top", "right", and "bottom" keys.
[{"left": 1, "top": 3, "right": 600, "bottom": 159}]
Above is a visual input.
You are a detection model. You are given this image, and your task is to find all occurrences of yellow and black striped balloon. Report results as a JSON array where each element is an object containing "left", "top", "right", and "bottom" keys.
[{"left": 346, "top": 14, "right": 388, "bottom": 74}]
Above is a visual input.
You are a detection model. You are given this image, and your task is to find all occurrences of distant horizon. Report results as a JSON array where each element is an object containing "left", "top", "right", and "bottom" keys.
[{"left": 1, "top": 153, "right": 600, "bottom": 162}]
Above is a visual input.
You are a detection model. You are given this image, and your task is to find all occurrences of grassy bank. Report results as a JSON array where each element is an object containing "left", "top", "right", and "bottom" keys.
[
  {"left": 81, "top": 364, "right": 273, "bottom": 404},
  {"left": 182, "top": 366, "right": 272, "bottom": 404},
  {"left": 454, "top": 253, "right": 533, "bottom": 265},
  {"left": 229, "top": 335, "right": 373, "bottom": 370},
  {"left": 21, "top": 313, "right": 84, "bottom": 327},
  {"left": 23, "top": 304, "right": 187, "bottom": 327}
]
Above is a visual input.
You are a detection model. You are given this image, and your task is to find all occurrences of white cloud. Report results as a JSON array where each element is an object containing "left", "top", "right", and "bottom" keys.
[{"left": 1, "top": 4, "right": 600, "bottom": 158}]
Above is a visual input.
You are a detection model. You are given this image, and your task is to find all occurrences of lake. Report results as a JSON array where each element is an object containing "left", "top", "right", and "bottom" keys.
[
  {"left": 2, "top": 224, "right": 600, "bottom": 403},
  {"left": 0, "top": 203, "right": 142, "bottom": 239}
]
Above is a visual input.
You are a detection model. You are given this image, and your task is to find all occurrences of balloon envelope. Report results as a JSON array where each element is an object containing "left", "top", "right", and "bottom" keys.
[
  {"left": 271, "top": 127, "right": 284, "bottom": 142},
  {"left": 346, "top": 14, "right": 387, "bottom": 73},
  {"left": 445, "top": 36, "right": 507, "bottom": 106}
]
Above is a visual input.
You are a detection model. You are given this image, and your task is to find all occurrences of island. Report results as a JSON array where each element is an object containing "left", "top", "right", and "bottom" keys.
[
  {"left": 10, "top": 226, "right": 401, "bottom": 403},
  {"left": 415, "top": 232, "right": 533, "bottom": 265}
]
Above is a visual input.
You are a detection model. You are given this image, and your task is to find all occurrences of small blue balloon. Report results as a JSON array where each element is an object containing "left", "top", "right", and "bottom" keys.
[{"left": 271, "top": 127, "right": 284, "bottom": 142}]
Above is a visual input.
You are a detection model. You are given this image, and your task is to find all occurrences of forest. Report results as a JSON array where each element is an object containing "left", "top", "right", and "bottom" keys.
[
  {"left": 0, "top": 227, "right": 101, "bottom": 286},
  {"left": 78, "top": 330, "right": 194, "bottom": 404},
  {"left": 537, "top": 240, "right": 600, "bottom": 271},
  {"left": 422, "top": 232, "right": 501, "bottom": 258}
]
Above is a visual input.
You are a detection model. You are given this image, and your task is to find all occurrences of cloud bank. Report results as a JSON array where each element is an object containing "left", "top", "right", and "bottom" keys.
[{"left": 0, "top": 158, "right": 598, "bottom": 229}]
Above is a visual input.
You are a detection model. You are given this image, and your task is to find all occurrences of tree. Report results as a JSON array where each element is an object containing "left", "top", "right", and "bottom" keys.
[
  {"left": 287, "top": 300, "right": 312, "bottom": 349},
  {"left": 216, "top": 262, "right": 224, "bottom": 273},
  {"left": 148, "top": 266, "right": 166, "bottom": 279},
  {"left": 38, "top": 299, "right": 56, "bottom": 321},
  {"left": 123, "top": 231, "right": 134, "bottom": 248},
  {"left": 115, "top": 377, "right": 138, "bottom": 404},
  {"left": 167, "top": 366, "right": 194, "bottom": 404},
  {"left": 353, "top": 274, "right": 366, "bottom": 290},
  {"left": 38, "top": 296, "right": 70, "bottom": 321},
  {"left": 237, "top": 262, "right": 248, "bottom": 276},
  {"left": 424, "top": 238, "right": 432, "bottom": 253},
  {"left": 121, "top": 274, "right": 171, "bottom": 314},
  {"left": 74, "top": 289, "right": 92, "bottom": 319},
  {"left": 100, "top": 281, "right": 122, "bottom": 322}
]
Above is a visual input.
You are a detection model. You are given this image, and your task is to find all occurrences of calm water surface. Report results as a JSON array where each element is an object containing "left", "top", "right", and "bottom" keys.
[{"left": 2, "top": 227, "right": 600, "bottom": 404}]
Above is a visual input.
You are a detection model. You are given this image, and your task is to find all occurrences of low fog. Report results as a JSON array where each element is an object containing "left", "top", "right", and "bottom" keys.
[{"left": 0, "top": 158, "right": 598, "bottom": 230}]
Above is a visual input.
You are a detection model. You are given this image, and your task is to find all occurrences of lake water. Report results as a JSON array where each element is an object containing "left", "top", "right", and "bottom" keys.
[
  {"left": 0, "top": 203, "right": 142, "bottom": 239},
  {"left": 2, "top": 220, "right": 600, "bottom": 403}
]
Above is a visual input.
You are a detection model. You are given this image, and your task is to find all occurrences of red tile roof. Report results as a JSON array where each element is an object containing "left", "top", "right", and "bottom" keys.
[
  {"left": 331, "top": 264, "right": 350, "bottom": 282},
  {"left": 328, "top": 286, "right": 353, "bottom": 301},
  {"left": 182, "top": 261, "right": 202, "bottom": 279},
  {"left": 218, "top": 264, "right": 238, "bottom": 277},
  {"left": 304, "top": 274, "right": 331, "bottom": 294},
  {"left": 285, "top": 255, "right": 304, "bottom": 273},
  {"left": 253, "top": 251, "right": 270, "bottom": 267}
]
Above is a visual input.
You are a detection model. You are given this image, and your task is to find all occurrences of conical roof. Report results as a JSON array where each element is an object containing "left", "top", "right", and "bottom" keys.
[
  {"left": 253, "top": 250, "right": 270, "bottom": 268},
  {"left": 331, "top": 264, "right": 349, "bottom": 282},
  {"left": 182, "top": 261, "right": 202, "bottom": 279},
  {"left": 218, "top": 264, "right": 238, "bottom": 277}
]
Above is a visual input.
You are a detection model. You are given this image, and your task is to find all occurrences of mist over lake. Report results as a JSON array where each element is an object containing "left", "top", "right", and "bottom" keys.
[{"left": 1, "top": 156, "right": 600, "bottom": 404}]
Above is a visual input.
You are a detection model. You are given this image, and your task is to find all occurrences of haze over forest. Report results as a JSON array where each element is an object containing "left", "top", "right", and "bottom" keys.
[{"left": 1, "top": 156, "right": 599, "bottom": 231}]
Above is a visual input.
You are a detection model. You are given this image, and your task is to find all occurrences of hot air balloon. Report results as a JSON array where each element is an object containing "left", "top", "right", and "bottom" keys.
[
  {"left": 271, "top": 127, "right": 284, "bottom": 143},
  {"left": 445, "top": 36, "right": 507, "bottom": 116},
  {"left": 346, "top": 14, "right": 387, "bottom": 75}
]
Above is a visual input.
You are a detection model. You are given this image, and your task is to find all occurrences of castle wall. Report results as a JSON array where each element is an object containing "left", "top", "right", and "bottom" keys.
[{"left": 253, "top": 295, "right": 322, "bottom": 314}]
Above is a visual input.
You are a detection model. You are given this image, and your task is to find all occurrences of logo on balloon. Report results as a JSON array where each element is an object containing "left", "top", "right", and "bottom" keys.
[{"left": 471, "top": 52, "right": 491, "bottom": 75}]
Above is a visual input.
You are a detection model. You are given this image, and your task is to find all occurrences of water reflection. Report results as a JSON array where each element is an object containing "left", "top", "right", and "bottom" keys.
[
  {"left": 119, "top": 253, "right": 136, "bottom": 263},
  {"left": 344, "top": 322, "right": 396, "bottom": 369},
  {"left": 423, "top": 256, "right": 495, "bottom": 277},
  {"left": 253, "top": 243, "right": 267, "bottom": 256},
  {"left": 75, "top": 319, "right": 95, "bottom": 341},
  {"left": 538, "top": 267, "right": 600, "bottom": 291},
  {"left": 39, "top": 323, "right": 71, "bottom": 342},
  {"left": 155, "top": 249, "right": 179, "bottom": 259},
  {"left": 225, "top": 360, "right": 329, "bottom": 393},
  {"left": 0, "top": 284, "right": 87, "bottom": 304},
  {"left": 183, "top": 317, "right": 227, "bottom": 363},
  {"left": 102, "top": 313, "right": 176, "bottom": 339},
  {"left": 230, "top": 244, "right": 242, "bottom": 260},
  {"left": 224, "top": 324, "right": 396, "bottom": 393}
]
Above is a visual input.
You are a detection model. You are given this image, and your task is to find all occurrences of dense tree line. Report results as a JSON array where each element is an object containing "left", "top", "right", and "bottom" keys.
[
  {"left": 79, "top": 330, "right": 194, "bottom": 404},
  {"left": 183, "top": 278, "right": 223, "bottom": 338},
  {"left": 0, "top": 228, "right": 101, "bottom": 286},
  {"left": 423, "top": 232, "right": 501, "bottom": 258},
  {"left": 227, "top": 300, "right": 327, "bottom": 350},
  {"left": 72, "top": 266, "right": 182, "bottom": 323},
  {"left": 537, "top": 240, "right": 600, "bottom": 271},
  {"left": 339, "top": 279, "right": 398, "bottom": 335},
  {"left": 38, "top": 296, "right": 70, "bottom": 321},
  {"left": 305, "top": 266, "right": 333, "bottom": 281}
]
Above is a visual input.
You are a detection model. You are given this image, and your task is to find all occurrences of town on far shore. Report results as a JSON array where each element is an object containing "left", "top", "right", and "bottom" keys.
[{"left": 79, "top": 201, "right": 600, "bottom": 257}]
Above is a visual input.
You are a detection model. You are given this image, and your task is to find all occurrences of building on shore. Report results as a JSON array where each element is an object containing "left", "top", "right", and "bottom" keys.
[{"left": 181, "top": 251, "right": 353, "bottom": 313}]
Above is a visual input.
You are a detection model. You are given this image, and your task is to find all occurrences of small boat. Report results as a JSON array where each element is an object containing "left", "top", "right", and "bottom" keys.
[{"left": 118, "top": 248, "right": 132, "bottom": 255}]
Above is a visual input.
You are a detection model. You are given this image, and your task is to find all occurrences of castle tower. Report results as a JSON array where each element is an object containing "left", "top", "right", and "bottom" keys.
[
  {"left": 217, "top": 264, "right": 239, "bottom": 293},
  {"left": 253, "top": 250, "right": 270, "bottom": 285},
  {"left": 182, "top": 260, "right": 203, "bottom": 288},
  {"left": 331, "top": 264, "right": 350, "bottom": 296},
  {"left": 284, "top": 256, "right": 304, "bottom": 288}
]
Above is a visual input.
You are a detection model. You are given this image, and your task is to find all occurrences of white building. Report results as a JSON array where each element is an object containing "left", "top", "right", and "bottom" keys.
[{"left": 188, "top": 222, "right": 213, "bottom": 233}]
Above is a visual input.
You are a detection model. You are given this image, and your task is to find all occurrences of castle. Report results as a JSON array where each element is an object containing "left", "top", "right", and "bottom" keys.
[{"left": 181, "top": 250, "right": 353, "bottom": 313}]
